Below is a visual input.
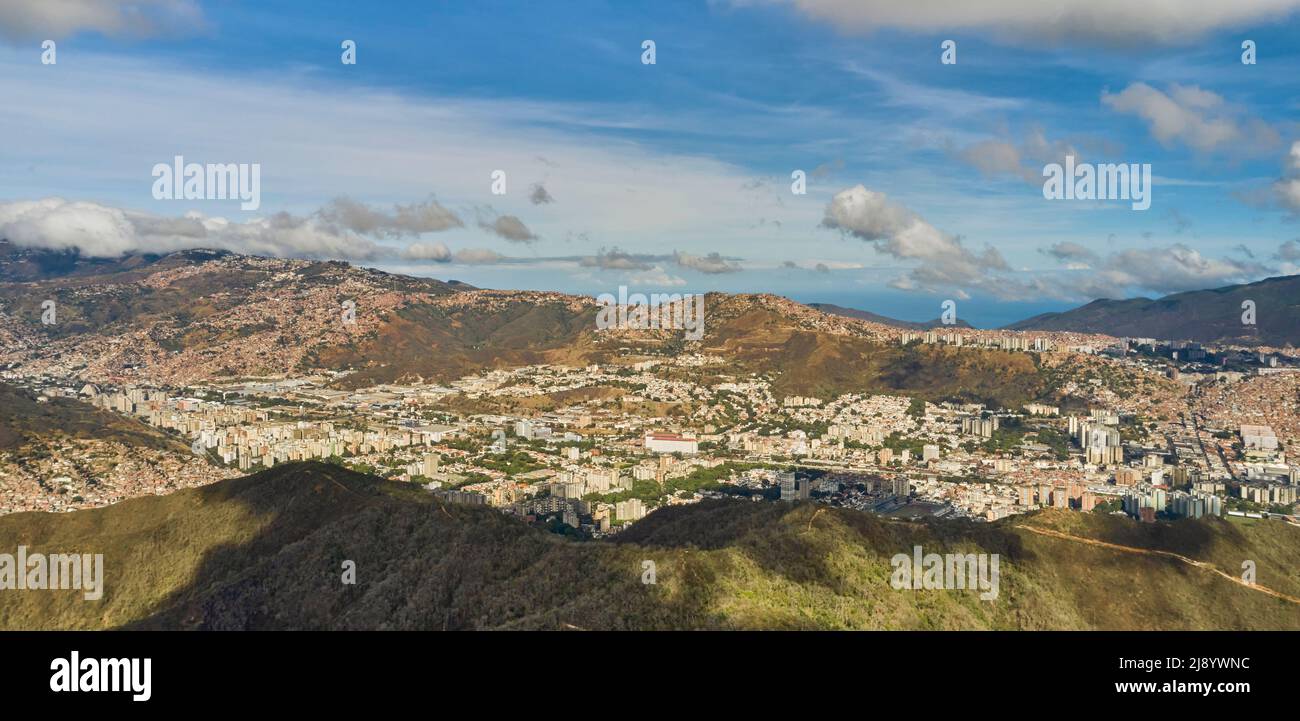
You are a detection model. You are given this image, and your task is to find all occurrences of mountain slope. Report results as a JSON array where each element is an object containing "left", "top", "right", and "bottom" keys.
[
  {"left": 1, "top": 462, "right": 1296, "bottom": 630},
  {"left": 1005, "top": 274, "right": 1300, "bottom": 346},
  {"left": 0, "top": 381, "right": 235, "bottom": 514},
  {"left": 809, "top": 302, "right": 975, "bottom": 330},
  {"left": 0, "top": 247, "right": 1079, "bottom": 406},
  {"left": 0, "top": 381, "right": 183, "bottom": 453}
]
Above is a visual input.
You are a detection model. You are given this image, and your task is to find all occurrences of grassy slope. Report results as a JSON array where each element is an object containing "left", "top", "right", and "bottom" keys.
[{"left": 2, "top": 462, "right": 1296, "bottom": 630}]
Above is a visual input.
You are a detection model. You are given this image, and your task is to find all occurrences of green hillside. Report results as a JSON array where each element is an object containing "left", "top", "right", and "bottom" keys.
[{"left": 2, "top": 462, "right": 1296, "bottom": 630}]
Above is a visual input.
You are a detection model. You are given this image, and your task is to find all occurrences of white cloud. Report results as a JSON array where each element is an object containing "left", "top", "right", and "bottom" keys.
[
  {"left": 0, "top": 0, "right": 204, "bottom": 42},
  {"left": 954, "top": 128, "right": 1079, "bottom": 184},
  {"left": 580, "top": 248, "right": 657, "bottom": 271},
  {"left": 320, "top": 197, "right": 462, "bottom": 238},
  {"left": 1272, "top": 141, "right": 1300, "bottom": 213},
  {"left": 1041, "top": 241, "right": 1098, "bottom": 268},
  {"left": 0, "top": 47, "right": 804, "bottom": 266},
  {"left": 0, "top": 197, "right": 383, "bottom": 260},
  {"left": 673, "top": 251, "right": 742, "bottom": 274},
  {"left": 820, "top": 184, "right": 1009, "bottom": 297},
  {"left": 1101, "top": 82, "right": 1279, "bottom": 154},
  {"left": 730, "top": 0, "right": 1300, "bottom": 46},
  {"left": 401, "top": 241, "right": 452, "bottom": 262},
  {"left": 1056, "top": 244, "right": 1267, "bottom": 298}
]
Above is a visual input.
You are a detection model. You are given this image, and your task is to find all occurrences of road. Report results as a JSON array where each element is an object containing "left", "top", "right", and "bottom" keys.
[{"left": 1017, "top": 524, "right": 1300, "bottom": 606}]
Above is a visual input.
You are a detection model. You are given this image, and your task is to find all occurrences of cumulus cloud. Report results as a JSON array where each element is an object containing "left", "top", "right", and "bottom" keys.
[
  {"left": 1270, "top": 141, "right": 1300, "bottom": 214},
  {"left": 820, "top": 184, "right": 1278, "bottom": 302},
  {"left": 0, "top": 0, "right": 205, "bottom": 42},
  {"left": 319, "top": 196, "right": 462, "bottom": 238},
  {"left": 728, "top": 0, "right": 1300, "bottom": 47},
  {"left": 820, "top": 184, "right": 1008, "bottom": 298},
  {"left": 0, "top": 197, "right": 384, "bottom": 260},
  {"left": 1052, "top": 244, "right": 1268, "bottom": 299},
  {"left": 401, "top": 241, "right": 452, "bottom": 262},
  {"left": 579, "top": 247, "right": 658, "bottom": 271},
  {"left": 954, "top": 128, "right": 1080, "bottom": 184},
  {"left": 957, "top": 139, "right": 1028, "bottom": 180},
  {"left": 1041, "top": 241, "right": 1098, "bottom": 268},
  {"left": 477, "top": 211, "right": 538, "bottom": 243},
  {"left": 673, "top": 251, "right": 742, "bottom": 274},
  {"left": 1101, "top": 83, "right": 1279, "bottom": 154}
]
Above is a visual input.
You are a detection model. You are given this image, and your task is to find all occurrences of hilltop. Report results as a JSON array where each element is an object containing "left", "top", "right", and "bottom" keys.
[
  {"left": 0, "top": 245, "right": 1100, "bottom": 407},
  {"left": 808, "top": 302, "right": 975, "bottom": 330},
  {"left": 1, "top": 462, "right": 1296, "bottom": 630},
  {"left": 1004, "top": 274, "right": 1300, "bottom": 346}
]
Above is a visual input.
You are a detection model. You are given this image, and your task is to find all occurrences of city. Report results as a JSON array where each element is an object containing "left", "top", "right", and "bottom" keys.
[
  {"left": 6, "top": 321, "right": 1296, "bottom": 533},
  {"left": 1, "top": 0, "right": 1299, "bottom": 701}
]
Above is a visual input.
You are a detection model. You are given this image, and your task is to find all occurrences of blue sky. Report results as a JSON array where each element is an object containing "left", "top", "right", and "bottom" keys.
[{"left": 1, "top": 0, "right": 1299, "bottom": 326}]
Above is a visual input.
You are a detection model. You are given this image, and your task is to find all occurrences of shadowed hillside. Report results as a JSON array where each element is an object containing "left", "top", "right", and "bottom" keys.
[
  {"left": 1004, "top": 274, "right": 1300, "bottom": 346},
  {"left": 0, "top": 382, "right": 184, "bottom": 453},
  {"left": 1, "top": 462, "right": 1297, "bottom": 630}
]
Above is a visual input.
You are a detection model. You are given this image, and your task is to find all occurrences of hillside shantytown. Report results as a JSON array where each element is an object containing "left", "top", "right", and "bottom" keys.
[{"left": 4, "top": 271, "right": 1297, "bottom": 535}]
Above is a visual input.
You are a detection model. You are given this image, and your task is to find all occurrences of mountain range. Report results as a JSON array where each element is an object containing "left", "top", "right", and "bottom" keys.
[
  {"left": 806, "top": 302, "right": 975, "bottom": 330},
  {"left": 1003, "top": 275, "right": 1300, "bottom": 347},
  {"left": 0, "top": 240, "right": 1115, "bottom": 410},
  {"left": 4, "top": 240, "right": 1293, "bottom": 347}
]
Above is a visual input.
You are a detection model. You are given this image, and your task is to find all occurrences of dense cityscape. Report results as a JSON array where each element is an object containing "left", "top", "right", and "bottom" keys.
[{"left": 5, "top": 325, "right": 1297, "bottom": 536}]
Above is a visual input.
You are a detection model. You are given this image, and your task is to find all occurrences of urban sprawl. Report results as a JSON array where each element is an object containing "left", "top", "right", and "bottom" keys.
[{"left": 3, "top": 331, "right": 1299, "bottom": 536}]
